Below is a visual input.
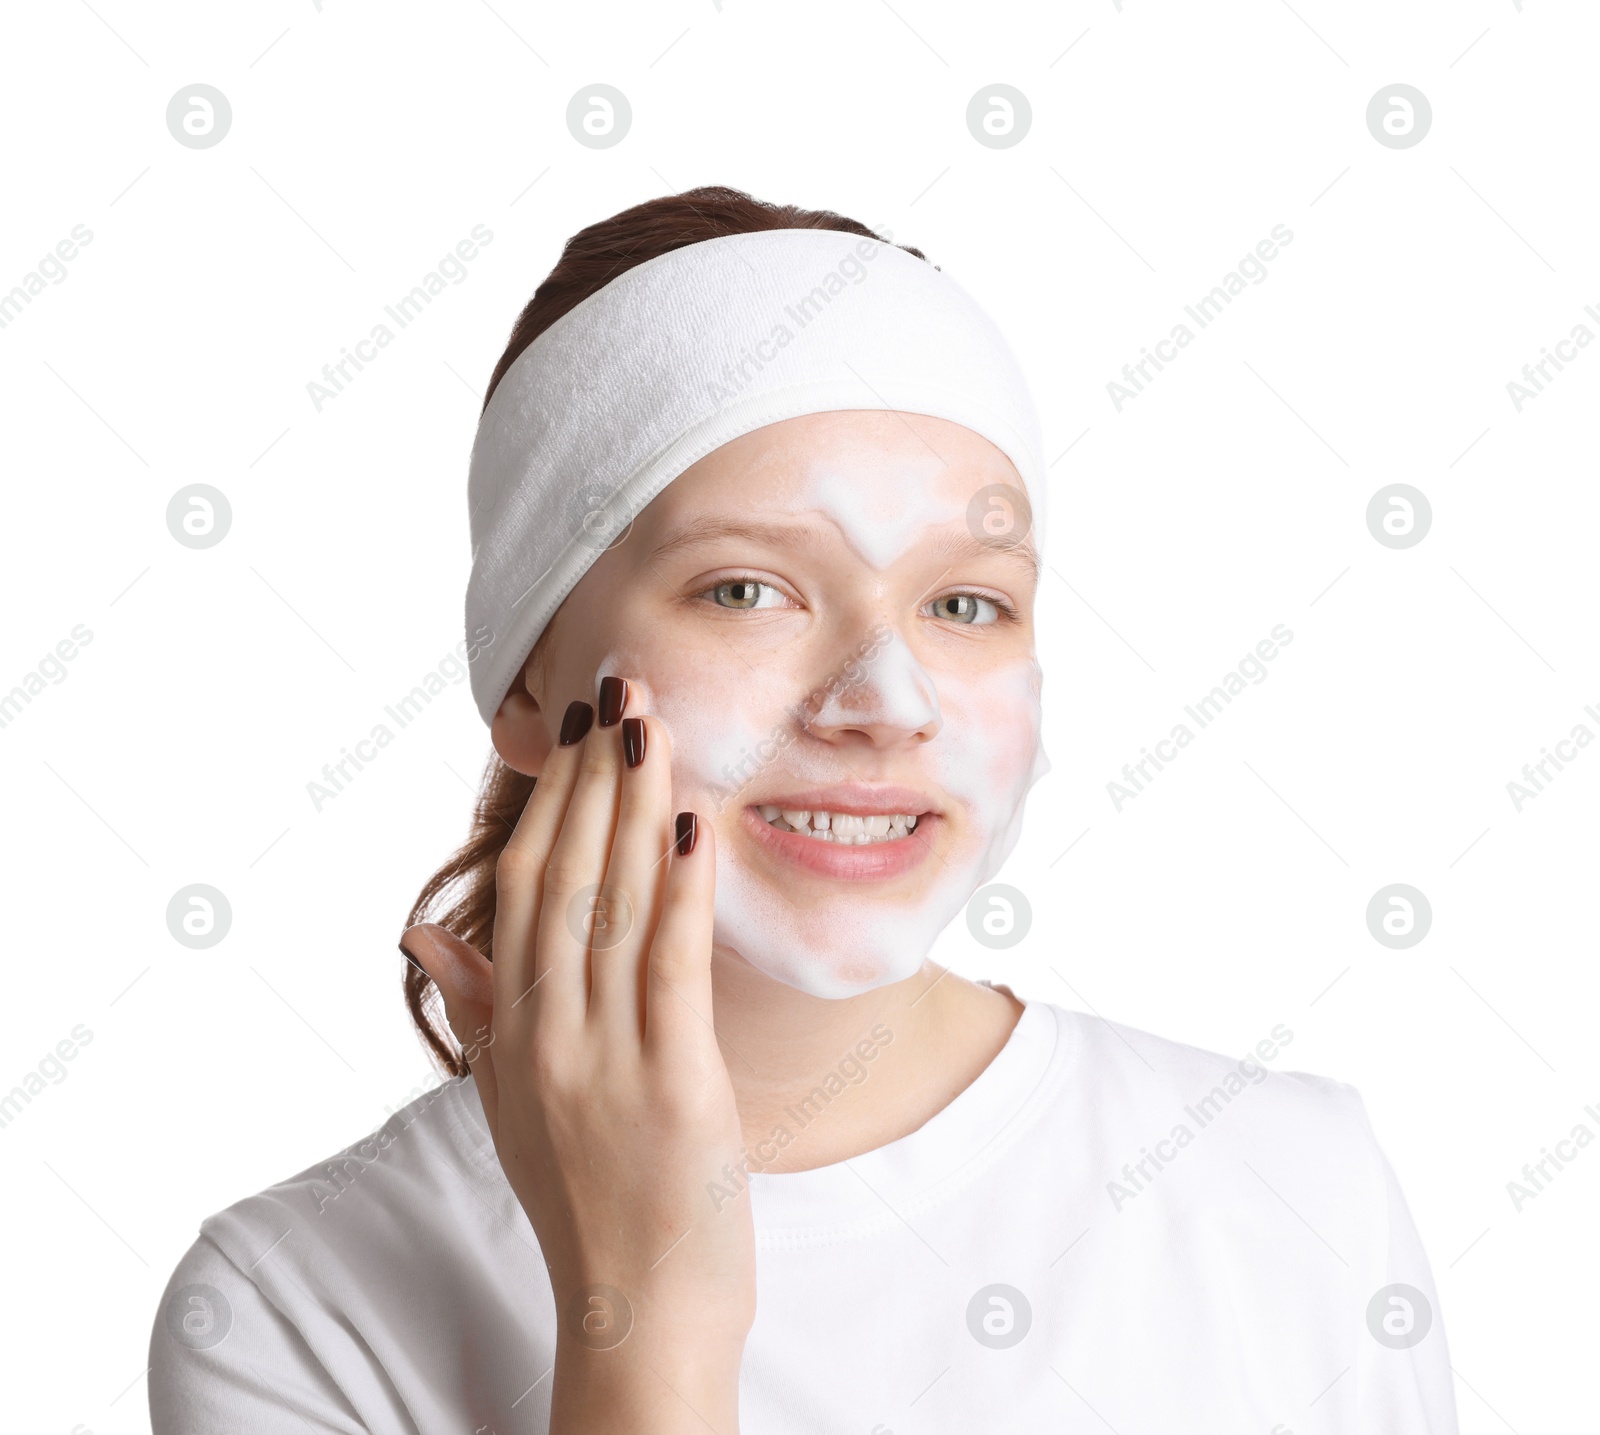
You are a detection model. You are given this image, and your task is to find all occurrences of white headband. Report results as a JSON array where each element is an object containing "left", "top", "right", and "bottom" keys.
[{"left": 464, "top": 226, "right": 1046, "bottom": 726}]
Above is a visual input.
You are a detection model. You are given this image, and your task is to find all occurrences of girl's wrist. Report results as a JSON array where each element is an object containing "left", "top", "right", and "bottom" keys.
[
  {"left": 550, "top": 1267, "right": 756, "bottom": 1348},
  {"left": 551, "top": 1332, "right": 744, "bottom": 1434}
]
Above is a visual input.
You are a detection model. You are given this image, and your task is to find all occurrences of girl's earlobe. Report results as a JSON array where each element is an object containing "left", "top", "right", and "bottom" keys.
[{"left": 490, "top": 672, "right": 551, "bottom": 775}]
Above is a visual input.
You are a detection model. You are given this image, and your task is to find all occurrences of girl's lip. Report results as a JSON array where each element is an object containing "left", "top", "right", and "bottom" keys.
[
  {"left": 741, "top": 805, "right": 938, "bottom": 880},
  {"left": 750, "top": 784, "right": 936, "bottom": 818}
]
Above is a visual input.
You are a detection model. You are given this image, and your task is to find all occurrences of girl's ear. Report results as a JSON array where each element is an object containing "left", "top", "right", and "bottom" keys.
[{"left": 489, "top": 666, "right": 551, "bottom": 775}]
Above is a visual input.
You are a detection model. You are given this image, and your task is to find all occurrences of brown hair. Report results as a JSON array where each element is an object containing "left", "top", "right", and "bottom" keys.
[{"left": 402, "top": 186, "right": 927, "bottom": 1075}]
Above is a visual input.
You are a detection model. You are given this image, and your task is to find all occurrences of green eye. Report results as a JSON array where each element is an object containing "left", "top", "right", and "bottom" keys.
[
  {"left": 930, "top": 593, "right": 999, "bottom": 624},
  {"left": 711, "top": 579, "right": 766, "bottom": 609}
]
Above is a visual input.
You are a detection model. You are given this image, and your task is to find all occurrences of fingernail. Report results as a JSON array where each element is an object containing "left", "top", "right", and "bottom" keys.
[
  {"left": 598, "top": 676, "right": 628, "bottom": 727},
  {"left": 560, "top": 700, "right": 595, "bottom": 746},
  {"left": 675, "top": 811, "right": 698, "bottom": 856},
  {"left": 622, "top": 717, "right": 646, "bottom": 768}
]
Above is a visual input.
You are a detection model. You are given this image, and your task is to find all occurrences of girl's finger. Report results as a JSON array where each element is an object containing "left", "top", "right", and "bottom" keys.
[
  {"left": 528, "top": 678, "right": 631, "bottom": 1044},
  {"left": 643, "top": 810, "right": 718, "bottom": 1061},
  {"left": 489, "top": 699, "right": 592, "bottom": 1035},
  {"left": 399, "top": 922, "right": 501, "bottom": 1137},
  {"left": 590, "top": 714, "right": 675, "bottom": 1042}
]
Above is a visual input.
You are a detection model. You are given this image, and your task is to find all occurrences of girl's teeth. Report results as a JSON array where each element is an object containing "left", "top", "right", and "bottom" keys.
[{"left": 760, "top": 807, "right": 924, "bottom": 844}]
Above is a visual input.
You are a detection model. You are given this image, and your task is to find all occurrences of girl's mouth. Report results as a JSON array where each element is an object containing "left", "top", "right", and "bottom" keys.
[
  {"left": 741, "top": 803, "right": 939, "bottom": 880},
  {"left": 758, "top": 804, "right": 919, "bottom": 843}
]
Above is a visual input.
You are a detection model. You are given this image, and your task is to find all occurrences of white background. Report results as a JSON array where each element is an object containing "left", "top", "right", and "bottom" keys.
[{"left": 2, "top": 1, "right": 1595, "bottom": 1430}]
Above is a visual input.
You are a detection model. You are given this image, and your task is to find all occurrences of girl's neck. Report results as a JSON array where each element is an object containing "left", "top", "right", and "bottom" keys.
[{"left": 710, "top": 952, "right": 1024, "bottom": 1175}]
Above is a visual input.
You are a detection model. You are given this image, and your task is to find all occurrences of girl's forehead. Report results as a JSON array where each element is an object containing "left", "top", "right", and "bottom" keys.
[
  {"left": 649, "top": 411, "right": 1024, "bottom": 541},
  {"left": 775, "top": 463, "right": 960, "bottom": 570},
  {"left": 626, "top": 443, "right": 1038, "bottom": 593}
]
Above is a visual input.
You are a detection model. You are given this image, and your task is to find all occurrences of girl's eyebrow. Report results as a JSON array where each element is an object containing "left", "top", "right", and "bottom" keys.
[
  {"left": 647, "top": 516, "right": 834, "bottom": 562},
  {"left": 649, "top": 515, "right": 1039, "bottom": 580},
  {"left": 924, "top": 525, "right": 1040, "bottom": 581}
]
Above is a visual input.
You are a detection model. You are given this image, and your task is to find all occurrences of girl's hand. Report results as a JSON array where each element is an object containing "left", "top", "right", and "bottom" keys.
[{"left": 402, "top": 679, "right": 753, "bottom": 1433}]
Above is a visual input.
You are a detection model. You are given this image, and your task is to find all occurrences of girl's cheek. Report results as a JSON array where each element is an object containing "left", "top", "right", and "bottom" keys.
[
  {"left": 933, "top": 659, "right": 1045, "bottom": 811},
  {"left": 599, "top": 635, "right": 813, "bottom": 827},
  {"left": 596, "top": 645, "right": 789, "bottom": 807}
]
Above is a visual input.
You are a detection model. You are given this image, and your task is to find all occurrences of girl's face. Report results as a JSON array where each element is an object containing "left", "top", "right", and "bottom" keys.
[{"left": 525, "top": 410, "right": 1048, "bottom": 999}]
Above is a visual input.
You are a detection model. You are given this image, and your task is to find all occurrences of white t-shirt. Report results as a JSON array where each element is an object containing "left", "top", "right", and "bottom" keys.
[{"left": 149, "top": 998, "right": 1459, "bottom": 1432}]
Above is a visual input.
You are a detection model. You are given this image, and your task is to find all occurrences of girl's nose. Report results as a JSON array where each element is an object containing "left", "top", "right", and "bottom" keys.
[{"left": 802, "top": 630, "right": 941, "bottom": 745}]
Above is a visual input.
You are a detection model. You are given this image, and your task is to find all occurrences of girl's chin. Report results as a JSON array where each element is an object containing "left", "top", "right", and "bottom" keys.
[
  {"left": 711, "top": 899, "right": 943, "bottom": 999},
  {"left": 700, "top": 805, "right": 989, "bottom": 998},
  {"left": 738, "top": 952, "right": 923, "bottom": 1000}
]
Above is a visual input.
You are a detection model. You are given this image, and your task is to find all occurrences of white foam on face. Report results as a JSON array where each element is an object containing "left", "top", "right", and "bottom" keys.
[
  {"left": 587, "top": 436, "right": 1048, "bottom": 1000},
  {"left": 802, "top": 460, "right": 951, "bottom": 571},
  {"left": 805, "top": 629, "right": 941, "bottom": 735}
]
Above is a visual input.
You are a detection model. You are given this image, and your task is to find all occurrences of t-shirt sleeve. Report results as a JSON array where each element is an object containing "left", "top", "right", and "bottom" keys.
[
  {"left": 1349, "top": 1093, "right": 1461, "bottom": 1434},
  {"left": 148, "top": 1232, "right": 369, "bottom": 1434}
]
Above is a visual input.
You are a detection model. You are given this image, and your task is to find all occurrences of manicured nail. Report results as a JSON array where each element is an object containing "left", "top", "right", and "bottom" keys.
[
  {"left": 622, "top": 717, "right": 646, "bottom": 768},
  {"left": 675, "top": 811, "right": 698, "bottom": 856},
  {"left": 559, "top": 700, "right": 595, "bottom": 746},
  {"left": 598, "top": 675, "right": 629, "bottom": 727}
]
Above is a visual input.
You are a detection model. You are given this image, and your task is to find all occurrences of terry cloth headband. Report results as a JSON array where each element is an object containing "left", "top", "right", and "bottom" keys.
[{"left": 464, "top": 226, "right": 1047, "bottom": 726}]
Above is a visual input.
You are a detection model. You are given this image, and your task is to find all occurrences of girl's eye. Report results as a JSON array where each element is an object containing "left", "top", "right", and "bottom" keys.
[
  {"left": 705, "top": 579, "right": 786, "bottom": 610},
  {"left": 700, "top": 580, "right": 1012, "bottom": 623},
  {"left": 928, "top": 592, "right": 1003, "bottom": 625}
]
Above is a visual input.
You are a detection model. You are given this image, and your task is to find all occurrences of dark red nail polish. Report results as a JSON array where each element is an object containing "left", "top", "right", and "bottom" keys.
[
  {"left": 622, "top": 717, "right": 646, "bottom": 768},
  {"left": 675, "top": 811, "right": 698, "bottom": 856},
  {"left": 559, "top": 700, "right": 595, "bottom": 746},
  {"left": 598, "top": 676, "right": 628, "bottom": 727}
]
